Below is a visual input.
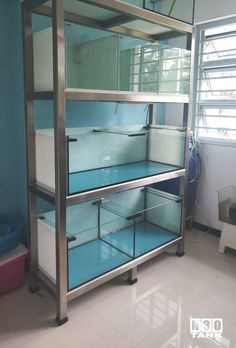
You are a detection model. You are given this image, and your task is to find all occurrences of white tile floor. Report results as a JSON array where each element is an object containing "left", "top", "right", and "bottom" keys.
[{"left": 1, "top": 229, "right": 236, "bottom": 348}]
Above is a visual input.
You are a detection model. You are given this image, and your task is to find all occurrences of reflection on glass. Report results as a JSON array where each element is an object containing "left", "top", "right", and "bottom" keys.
[
  {"left": 142, "top": 0, "right": 194, "bottom": 24},
  {"left": 65, "top": 23, "right": 190, "bottom": 94}
]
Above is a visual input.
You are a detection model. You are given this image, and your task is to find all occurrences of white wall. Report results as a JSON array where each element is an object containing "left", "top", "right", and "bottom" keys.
[
  {"left": 193, "top": 143, "right": 236, "bottom": 230},
  {"left": 194, "top": 0, "right": 236, "bottom": 23},
  {"left": 192, "top": 2, "right": 236, "bottom": 230}
]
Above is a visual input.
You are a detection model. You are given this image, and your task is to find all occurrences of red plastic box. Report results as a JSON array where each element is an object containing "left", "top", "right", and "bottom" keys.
[{"left": 0, "top": 243, "right": 28, "bottom": 295}]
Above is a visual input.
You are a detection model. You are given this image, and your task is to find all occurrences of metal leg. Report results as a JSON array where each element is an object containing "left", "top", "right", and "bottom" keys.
[
  {"left": 52, "top": 0, "right": 68, "bottom": 325},
  {"left": 176, "top": 240, "right": 185, "bottom": 257},
  {"left": 127, "top": 266, "right": 138, "bottom": 285}
]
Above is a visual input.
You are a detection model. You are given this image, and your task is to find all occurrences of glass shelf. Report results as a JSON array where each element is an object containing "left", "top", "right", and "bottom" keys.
[{"left": 68, "top": 161, "right": 180, "bottom": 194}]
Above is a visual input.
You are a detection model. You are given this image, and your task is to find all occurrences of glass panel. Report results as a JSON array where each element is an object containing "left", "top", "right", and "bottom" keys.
[
  {"left": 66, "top": 22, "right": 119, "bottom": 90},
  {"left": 202, "top": 37, "right": 236, "bottom": 62},
  {"left": 37, "top": 186, "right": 182, "bottom": 290},
  {"left": 101, "top": 187, "right": 181, "bottom": 258},
  {"left": 196, "top": 127, "right": 236, "bottom": 141},
  {"left": 67, "top": 125, "right": 186, "bottom": 194},
  {"left": 35, "top": 123, "right": 186, "bottom": 194},
  {"left": 143, "top": 0, "right": 194, "bottom": 24},
  {"left": 196, "top": 106, "right": 236, "bottom": 140},
  {"left": 120, "top": 38, "right": 190, "bottom": 93},
  {"left": 32, "top": 13, "right": 190, "bottom": 93},
  {"left": 199, "top": 68, "right": 236, "bottom": 100}
]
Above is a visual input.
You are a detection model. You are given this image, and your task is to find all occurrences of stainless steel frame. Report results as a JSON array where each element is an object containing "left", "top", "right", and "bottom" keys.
[
  {"left": 22, "top": 0, "right": 194, "bottom": 324},
  {"left": 28, "top": 90, "right": 189, "bottom": 104}
]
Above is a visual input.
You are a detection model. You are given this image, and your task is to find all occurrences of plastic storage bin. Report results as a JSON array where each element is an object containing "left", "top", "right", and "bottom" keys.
[
  {"left": 0, "top": 244, "right": 28, "bottom": 295},
  {"left": 0, "top": 216, "right": 21, "bottom": 256}
]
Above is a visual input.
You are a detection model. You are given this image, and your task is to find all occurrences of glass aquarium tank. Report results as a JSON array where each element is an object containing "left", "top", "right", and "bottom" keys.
[
  {"left": 32, "top": 14, "right": 190, "bottom": 94},
  {"left": 37, "top": 186, "right": 182, "bottom": 289},
  {"left": 218, "top": 186, "right": 236, "bottom": 225}
]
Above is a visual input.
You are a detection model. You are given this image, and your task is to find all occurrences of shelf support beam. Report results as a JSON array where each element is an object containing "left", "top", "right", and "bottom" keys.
[
  {"left": 52, "top": 0, "right": 68, "bottom": 325},
  {"left": 22, "top": 4, "right": 39, "bottom": 293},
  {"left": 101, "top": 14, "right": 135, "bottom": 29},
  {"left": 23, "top": 0, "right": 48, "bottom": 10},
  {"left": 177, "top": 31, "right": 195, "bottom": 257}
]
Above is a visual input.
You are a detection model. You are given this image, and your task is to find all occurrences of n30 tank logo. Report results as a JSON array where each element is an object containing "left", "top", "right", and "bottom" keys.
[{"left": 190, "top": 318, "right": 223, "bottom": 339}]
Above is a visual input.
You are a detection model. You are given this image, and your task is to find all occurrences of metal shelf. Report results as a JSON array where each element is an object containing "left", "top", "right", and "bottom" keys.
[
  {"left": 28, "top": 89, "right": 189, "bottom": 103},
  {"left": 22, "top": 0, "right": 193, "bottom": 324}
]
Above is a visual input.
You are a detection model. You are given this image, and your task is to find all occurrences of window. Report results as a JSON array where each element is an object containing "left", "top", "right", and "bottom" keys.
[{"left": 195, "top": 22, "right": 236, "bottom": 142}]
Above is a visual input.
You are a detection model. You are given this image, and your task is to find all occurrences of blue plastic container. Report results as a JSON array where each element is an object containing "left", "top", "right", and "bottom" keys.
[{"left": 0, "top": 217, "right": 21, "bottom": 256}]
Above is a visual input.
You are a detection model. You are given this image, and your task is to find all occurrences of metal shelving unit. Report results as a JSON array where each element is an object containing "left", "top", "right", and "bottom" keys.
[{"left": 22, "top": 0, "right": 194, "bottom": 324}]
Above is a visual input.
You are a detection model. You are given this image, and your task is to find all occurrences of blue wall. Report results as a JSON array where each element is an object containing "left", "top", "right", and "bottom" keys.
[
  {"left": 0, "top": 0, "right": 27, "bottom": 242},
  {"left": 0, "top": 2, "right": 166, "bottom": 245}
]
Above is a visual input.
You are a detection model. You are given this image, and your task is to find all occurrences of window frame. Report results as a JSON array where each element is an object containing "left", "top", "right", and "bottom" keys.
[{"left": 193, "top": 16, "right": 236, "bottom": 146}]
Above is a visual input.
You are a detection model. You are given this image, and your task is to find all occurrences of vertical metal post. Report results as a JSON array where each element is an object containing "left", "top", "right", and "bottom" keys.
[
  {"left": 127, "top": 220, "right": 138, "bottom": 285},
  {"left": 177, "top": 30, "right": 195, "bottom": 256},
  {"left": 98, "top": 202, "right": 101, "bottom": 239},
  {"left": 52, "top": 0, "right": 68, "bottom": 324},
  {"left": 22, "top": 5, "right": 38, "bottom": 292}
]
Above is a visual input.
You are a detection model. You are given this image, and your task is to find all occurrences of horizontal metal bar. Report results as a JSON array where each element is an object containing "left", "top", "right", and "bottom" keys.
[
  {"left": 34, "top": 5, "right": 105, "bottom": 28},
  {"left": 202, "top": 29, "right": 236, "bottom": 42},
  {"left": 198, "top": 89, "right": 236, "bottom": 93},
  {"left": 196, "top": 114, "right": 236, "bottom": 118},
  {"left": 66, "top": 169, "right": 185, "bottom": 205},
  {"left": 195, "top": 126, "right": 236, "bottom": 131},
  {"left": 153, "top": 31, "right": 186, "bottom": 41},
  {"left": 28, "top": 91, "right": 54, "bottom": 100},
  {"left": 33, "top": 5, "right": 154, "bottom": 41},
  {"left": 197, "top": 100, "right": 236, "bottom": 106},
  {"left": 77, "top": 0, "right": 192, "bottom": 33},
  {"left": 147, "top": 187, "right": 182, "bottom": 202},
  {"left": 67, "top": 236, "right": 181, "bottom": 301},
  {"left": 30, "top": 184, "right": 55, "bottom": 203},
  {"left": 65, "top": 88, "right": 189, "bottom": 103},
  {"left": 200, "top": 47, "right": 236, "bottom": 56},
  {"left": 23, "top": 0, "right": 48, "bottom": 10},
  {"left": 198, "top": 75, "right": 236, "bottom": 81},
  {"left": 33, "top": 267, "right": 56, "bottom": 298},
  {"left": 101, "top": 14, "right": 134, "bottom": 29},
  {"left": 201, "top": 59, "right": 236, "bottom": 69},
  {"left": 148, "top": 125, "right": 187, "bottom": 131},
  {"left": 109, "top": 25, "right": 154, "bottom": 41}
]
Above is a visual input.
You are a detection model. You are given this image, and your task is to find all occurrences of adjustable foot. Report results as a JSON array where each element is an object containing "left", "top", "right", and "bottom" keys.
[
  {"left": 127, "top": 278, "right": 138, "bottom": 285},
  {"left": 127, "top": 267, "right": 137, "bottom": 285},
  {"left": 28, "top": 285, "right": 40, "bottom": 293},
  {"left": 176, "top": 250, "right": 185, "bottom": 257},
  {"left": 55, "top": 316, "right": 68, "bottom": 326}
]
